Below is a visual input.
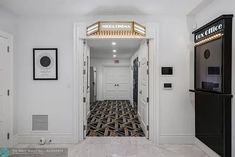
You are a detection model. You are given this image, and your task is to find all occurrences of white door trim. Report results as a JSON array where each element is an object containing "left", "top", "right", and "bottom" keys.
[
  {"left": 73, "top": 23, "right": 160, "bottom": 145},
  {"left": 0, "top": 30, "right": 14, "bottom": 146}
]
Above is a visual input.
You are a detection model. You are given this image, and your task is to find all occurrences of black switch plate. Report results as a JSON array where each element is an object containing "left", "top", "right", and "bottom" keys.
[{"left": 164, "top": 83, "right": 172, "bottom": 89}]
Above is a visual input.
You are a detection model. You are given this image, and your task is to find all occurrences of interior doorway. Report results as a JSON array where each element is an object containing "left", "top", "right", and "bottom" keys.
[
  {"left": 82, "top": 38, "right": 150, "bottom": 138},
  {"left": 0, "top": 31, "right": 13, "bottom": 147}
]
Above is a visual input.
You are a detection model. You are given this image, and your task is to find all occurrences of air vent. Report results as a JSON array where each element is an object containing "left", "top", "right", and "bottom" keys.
[{"left": 32, "top": 115, "right": 48, "bottom": 131}]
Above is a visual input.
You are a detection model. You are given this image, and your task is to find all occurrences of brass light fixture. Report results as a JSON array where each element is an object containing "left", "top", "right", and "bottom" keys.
[{"left": 87, "top": 21, "right": 146, "bottom": 37}]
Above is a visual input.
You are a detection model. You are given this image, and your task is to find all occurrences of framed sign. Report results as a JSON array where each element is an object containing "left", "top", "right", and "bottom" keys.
[
  {"left": 86, "top": 21, "right": 146, "bottom": 36},
  {"left": 33, "top": 48, "right": 58, "bottom": 80}
]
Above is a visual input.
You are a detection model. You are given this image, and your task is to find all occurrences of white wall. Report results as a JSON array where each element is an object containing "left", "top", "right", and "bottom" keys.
[
  {"left": 191, "top": 0, "right": 235, "bottom": 155},
  {"left": 0, "top": 7, "right": 17, "bottom": 35},
  {"left": 13, "top": 14, "right": 194, "bottom": 144},
  {"left": 157, "top": 17, "right": 194, "bottom": 144},
  {"left": 15, "top": 17, "right": 75, "bottom": 143},
  {"left": 90, "top": 58, "right": 130, "bottom": 101}
]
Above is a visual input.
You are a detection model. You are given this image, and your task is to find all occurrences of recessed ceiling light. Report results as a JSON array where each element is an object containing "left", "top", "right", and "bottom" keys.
[
  {"left": 112, "top": 42, "right": 116, "bottom": 46},
  {"left": 112, "top": 49, "right": 117, "bottom": 53},
  {"left": 113, "top": 54, "right": 117, "bottom": 58}
]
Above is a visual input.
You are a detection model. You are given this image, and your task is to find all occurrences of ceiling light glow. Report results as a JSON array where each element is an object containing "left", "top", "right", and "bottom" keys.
[
  {"left": 112, "top": 42, "right": 116, "bottom": 46},
  {"left": 113, "top": 50, "right": 117, "bottom": 53},
  {"left": 113, "top": 54, "right": 117, "bottom": 58}
]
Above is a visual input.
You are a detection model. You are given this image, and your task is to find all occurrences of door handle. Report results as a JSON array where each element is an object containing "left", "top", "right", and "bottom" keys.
[{"left": 139, "top": 90, "right": 142, "bottom": 94}]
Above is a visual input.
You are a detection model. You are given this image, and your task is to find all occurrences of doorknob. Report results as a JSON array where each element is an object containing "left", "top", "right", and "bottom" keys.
[{"left": 139, "top": 90, "right": 142, "bottom": 94}]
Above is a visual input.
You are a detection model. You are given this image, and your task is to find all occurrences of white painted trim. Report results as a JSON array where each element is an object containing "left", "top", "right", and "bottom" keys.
[
  {"left": 159, "top": 135, "right": 194, "bottom": 144},
  {"left": 148, "top": 24, "right": 160, "bottom": 145},
  {"left": 81, "top": 37, "right": 153, "bottom": 40},
  {"left": 233, "top": 95, "right": 235, "bottom": 157},
  {"left": 16, "top": 133, "right": 74, "bottom": 144},
  {"left": 12, "top": 134, "right": 18, "bottom": 146},
  {"left": 195, "top": 138, "right": 220, "bottom": 157},
  {"left": 73, "top": 23, "right": 160, "bottom": 145},
  {"left": 87, "top": 111, "right": 91, "bottom": 118},
  {"left": 0, "top": 30, "right": 14, "bottom": 147},
  {"left": 73, "top": 23, "right": 86, "bottom": 143},
  {"left": 73, "top": 24, "right": 79, "bottom": 143},
  {"left": 138, "top": 113, "right": 147, "bottom": 136}
]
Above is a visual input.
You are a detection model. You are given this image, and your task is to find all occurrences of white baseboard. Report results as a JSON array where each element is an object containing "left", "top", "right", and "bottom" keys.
[
  {"left": 159, "top": 135, "right": 194, "bottom": 144},
  {"left": 130, "top": 99, "right": 134, "bottom": 107},
  {"left": 137, "top": 113, "right": 148, "bottom": 136},
  {"left": 12, "top": 134, "right": 18, "bottom": 146},
  {"left": 16, "top": 133, "right": 74, "bottom": 144},
  {"left": 195, "top": 138, "right": 220, "bottom": 157},
  {"left": 87, "top": 111, "right": 91, "bottom": 118}
]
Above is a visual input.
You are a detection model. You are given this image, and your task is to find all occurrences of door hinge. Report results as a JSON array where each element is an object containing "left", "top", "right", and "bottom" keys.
[
  {"left": 7, "top": 133, "right": 10, "bottom": 140},
  {"left": 84, "top": 61, "right": 86, "bottom": 66},
  {"left": 83, "top": 125, "right": 86, "bottom": 130},
  {"left": 7, "top": 89, "right": 10, "bottom": 96},
  {"left": 7, "top": 46, "right": 10, "bottom": 53},
  {"left": 147, "top": 125, "right": 149, "bottom": 131},
  {"left": 83, "top": 40, "right": 86, "bottom": 45},
  {"left": 147, "top": 97, "right": 149, "bottom": 103},
  {"left": 83, "top": 97, "right": 86, "bottom": 103},
  {"left": 147, "top": 40, "right": 149, "bottom": 45},
  {"left": 147, "top": 61, "right": 149, "bottom": 66},
  {"left": 147, "top": 69, "right": 149, "bottom": 75},
  {"left": 83, "top": 70, "right": 86, "bottom": 75}
]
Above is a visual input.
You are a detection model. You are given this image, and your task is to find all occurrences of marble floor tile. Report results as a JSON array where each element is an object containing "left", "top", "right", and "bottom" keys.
[{"left": 16, "top": 137, "right": 209, "bottom": 157}]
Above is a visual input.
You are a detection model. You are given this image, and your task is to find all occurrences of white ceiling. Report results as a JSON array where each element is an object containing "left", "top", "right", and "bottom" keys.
[
  {"left": 88, "top": 38, "right": 143, "bottom": 59},
  {"left": 0, "top": 0, "right": 205, "bottom": 16}
]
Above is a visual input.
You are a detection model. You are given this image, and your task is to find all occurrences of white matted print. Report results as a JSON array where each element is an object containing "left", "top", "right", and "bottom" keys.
[{"left": 33, "top": 48, "right": 58, "bottom": 80}]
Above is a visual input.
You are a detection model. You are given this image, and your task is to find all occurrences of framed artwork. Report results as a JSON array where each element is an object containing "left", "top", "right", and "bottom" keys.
[{"left": 33, "top": 48, "right": 58, "bottom": 80}]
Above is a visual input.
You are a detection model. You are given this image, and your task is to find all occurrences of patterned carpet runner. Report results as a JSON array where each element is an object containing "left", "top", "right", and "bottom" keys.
[{"left": 87, "top": 100, "right": 145, "bottom": 137}]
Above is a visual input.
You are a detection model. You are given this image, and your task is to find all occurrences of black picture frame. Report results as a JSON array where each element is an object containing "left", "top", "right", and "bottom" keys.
[{"left": 33, "top": 48, "right": 58, "bottom": 80}]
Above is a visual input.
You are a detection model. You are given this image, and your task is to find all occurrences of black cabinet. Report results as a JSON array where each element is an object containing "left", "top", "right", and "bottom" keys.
[
  {"left": 191, "top": 15, "right": 233, "bottom": 157},
  {"left": 195, "top": 93, "right": 231, "bottom": 156}
]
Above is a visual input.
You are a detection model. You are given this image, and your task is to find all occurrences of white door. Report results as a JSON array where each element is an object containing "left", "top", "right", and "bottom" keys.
[
  {"left": 0, "top": 34, "right": 13, "bottom": 146},
  {"left": 138, "top": 40, "right": 149, "bottom": 138},
  {"left": 82, "top": 40, "right": 90, "bottom": 138},
  {"left": 103, "top": 66, "right": 130, "bottom": 100}
]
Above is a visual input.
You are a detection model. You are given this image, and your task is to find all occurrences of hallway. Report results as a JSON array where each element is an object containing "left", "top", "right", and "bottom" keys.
[{"left": 87, "top": 100, "right": 145, "bottom": 137}]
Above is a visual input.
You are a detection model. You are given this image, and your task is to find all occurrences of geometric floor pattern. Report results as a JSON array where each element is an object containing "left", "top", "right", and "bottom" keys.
[{"left": 87, "top": 100, "right": 145, "bottom": 137}]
